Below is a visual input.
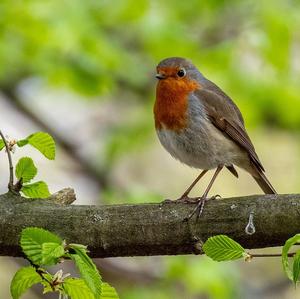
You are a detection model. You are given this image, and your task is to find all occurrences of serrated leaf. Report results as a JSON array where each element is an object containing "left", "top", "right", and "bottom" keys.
[
  {"left": 203, "top": 235, "right": 246, "bottom": 261},
  {"left": 21, "top": 181, "right": 50, "bottom": 198},
  {"left": 293, "top": 251, "right": 300, "bottom": 285},
  {"left": 42, "top": 242, "right": 65, "bottom": 265},
  {"left": 0, "top": 139, "right": 5, "bottom": 151},
  {"left": 69, "top": 244, "right": 97, "bottom": 271},
  {"left": 63, "top": 278, "right": 95, "bottom": 299},
  {"left": 10, "top": 266, "right": 43, "bottom": 299},
  {"left": 69, "top": 256, "right": 101, "bottom": 299},
  {"left": 282, "top": 234, "right": 300, "bottom": 281},
  {"left": 101, "top": 283, "right": 119, "bottom": 299},
  {"left": 69, "top": 245, "right": 102, "bottom": 299},
  {"left": 15, "top": 157, "right": 37, "bottom": 183},
  {"left": 20, "top": 227, "right": 62, "bottom": 265},
  {"left": 27, "top": 132, "right": 56, "bottom": 160}
]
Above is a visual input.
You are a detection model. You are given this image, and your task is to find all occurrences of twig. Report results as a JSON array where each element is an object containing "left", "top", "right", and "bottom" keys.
[
  {"left": 49, "top": 188, "right": 76, "bottom": 205},
  {"left": 0, "top": 129, "right": 14, "bottom": 191},
  {"left": 250, "top": 252, "right": 296, "bottom": 258}
]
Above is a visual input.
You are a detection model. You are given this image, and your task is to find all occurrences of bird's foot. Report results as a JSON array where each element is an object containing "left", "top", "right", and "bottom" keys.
[
  {"left": 183, "top": 194, "right": 221, "bottom": 221},
  {"left": 183, "top": 196, "right": 207, "bottom": 221}
]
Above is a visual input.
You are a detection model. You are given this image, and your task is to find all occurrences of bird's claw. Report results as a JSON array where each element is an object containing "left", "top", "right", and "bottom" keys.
[
  {"left": 184, "top": 194, "right": 222, "bottom": 221},
  {"left": 161, "top": 193, "right": 222, "bottom": 220},
  {"left": 184, "top": 197, "right": 207, "bottom": 221}
]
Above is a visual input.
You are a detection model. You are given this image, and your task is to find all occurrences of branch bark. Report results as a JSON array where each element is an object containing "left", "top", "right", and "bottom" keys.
[{"left": 1, "top": 192, "right": 300, "bottom": 258}]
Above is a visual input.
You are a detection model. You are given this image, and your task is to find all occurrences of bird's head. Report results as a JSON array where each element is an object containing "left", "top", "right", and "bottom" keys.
[
  {"left": 154, "top": 57, "right": 202, "bottom": 131},
  {"left": 155, "top": 57, "right": 203, "bottom": 87}
]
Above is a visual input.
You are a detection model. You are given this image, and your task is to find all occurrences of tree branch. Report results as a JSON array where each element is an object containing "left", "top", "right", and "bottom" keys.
[{"left": 0, "top": 192, "right": 299, "bottom": 258}]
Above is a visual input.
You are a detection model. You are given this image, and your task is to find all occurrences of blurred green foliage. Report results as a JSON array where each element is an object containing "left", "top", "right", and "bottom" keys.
[
  {"left": 1, "top": 0, "right": 300, "bottom": 129},
  {"left": 121, "top": 257, "right": 240, "bottom": 299},
  {"left": 1, "top": 0, "right": 300, "bottom": 165}
]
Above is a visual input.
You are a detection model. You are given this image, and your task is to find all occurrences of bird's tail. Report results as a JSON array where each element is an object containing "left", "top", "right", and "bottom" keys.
[{"left": 252, "top": 170, "right": 277, "bottom": 194}]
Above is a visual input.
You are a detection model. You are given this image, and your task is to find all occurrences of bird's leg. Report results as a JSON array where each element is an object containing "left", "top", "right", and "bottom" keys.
[
  {"left": 185, "top": 166, "right": 223, "bottom": 220},
  {"left": 162, "top": 170, "right": 208, "bottom": 204},
  {"left": 178, "top": 169, "right": 208, "bottom": 201}
]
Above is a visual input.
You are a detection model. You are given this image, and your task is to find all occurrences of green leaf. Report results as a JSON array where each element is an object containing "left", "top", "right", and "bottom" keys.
[
  {"left": 282, "top": 234, "right": 300, "bottom": 281},
  {"left": 10, "top": 266, "right": 43, "bottom": 299},
  {"left": 26, "top": 132, "right": 56, "bottom": 160},
  {"left": 21, "top": 181, "right": 50, "bottom": 198},
  {"left": 203, "top": 235, "right": 246, "bottom": 262},
  {"left": 63, "top": 278, "right": 95, "bottom": 299},
  {"left": 69, "top": 244, "right": 102, "bottom": 299},
  {"left": 0, "top": 139, "right": 5, "bottom": 151},
  {"left": 293, "top": 251, "right": 300, "bottom": 285},
  {"left": 101, "top": 283, "right": 119, "bottom": 299},
  {"left": 41, "top": 242, "right": 65, "bottom": 265},
  {"left": 20, "top": 227, "right": 62, "bottom": 265},
  {"left": 68, "top": 244, "right": 98, "bottom": 271},
  {"left": 69, "top": 243, "right": 88, "bottom": 249},
  {"left": 15, "top": 157, "right": 37, "bottom": 183},
  {"left": 17, "top": 139, "right": 29, "bottom": 147}
]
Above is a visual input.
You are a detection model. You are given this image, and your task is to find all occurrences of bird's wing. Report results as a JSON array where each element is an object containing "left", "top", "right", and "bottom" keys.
[{"left": 194, "top": 87, "right": 264, "bottom": 172}]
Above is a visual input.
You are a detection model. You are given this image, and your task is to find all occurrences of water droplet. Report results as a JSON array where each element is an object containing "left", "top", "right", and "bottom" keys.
[{"left": 245, "top": 211, "right": 255, "bottom": 235}]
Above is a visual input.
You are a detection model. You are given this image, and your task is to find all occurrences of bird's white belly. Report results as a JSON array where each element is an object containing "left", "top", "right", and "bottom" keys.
[{"left": 156, "top": 121, "right": 243, "bottom": 170}]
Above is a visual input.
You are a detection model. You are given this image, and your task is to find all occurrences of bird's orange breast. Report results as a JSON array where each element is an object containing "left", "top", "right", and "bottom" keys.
[{"left": 154, "top": 77, "right": 200, "bottom": 132}]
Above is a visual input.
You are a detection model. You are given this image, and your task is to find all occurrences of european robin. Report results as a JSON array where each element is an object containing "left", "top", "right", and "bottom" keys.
[{"left": 154, "top": 57, "right": 276, "bottom": 219}]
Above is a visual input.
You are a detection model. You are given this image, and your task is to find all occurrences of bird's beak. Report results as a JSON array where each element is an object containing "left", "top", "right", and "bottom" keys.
[{"left": 155, "top": 73, "right": 166, "bottom": 80}]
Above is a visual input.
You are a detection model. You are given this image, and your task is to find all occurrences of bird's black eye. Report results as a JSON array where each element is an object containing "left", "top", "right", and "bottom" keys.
[{"left": 177, "top": 68, "right": 186, "bottom": 77}]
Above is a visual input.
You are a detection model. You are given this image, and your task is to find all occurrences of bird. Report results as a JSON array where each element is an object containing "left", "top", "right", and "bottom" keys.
[{"left": 153, "top": 57, "right": 276, "bottom": 219}]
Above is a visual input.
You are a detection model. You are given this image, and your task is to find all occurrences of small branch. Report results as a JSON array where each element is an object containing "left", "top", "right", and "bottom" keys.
[
  {"left": 0, "top": 130, "right": 14, "bottom": 191},
  {"left": 49, "top": 188, "right": 76, "bottom": 205},
  {"left": 250, "top": 253, "right": 296, "bottom": 258}
]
